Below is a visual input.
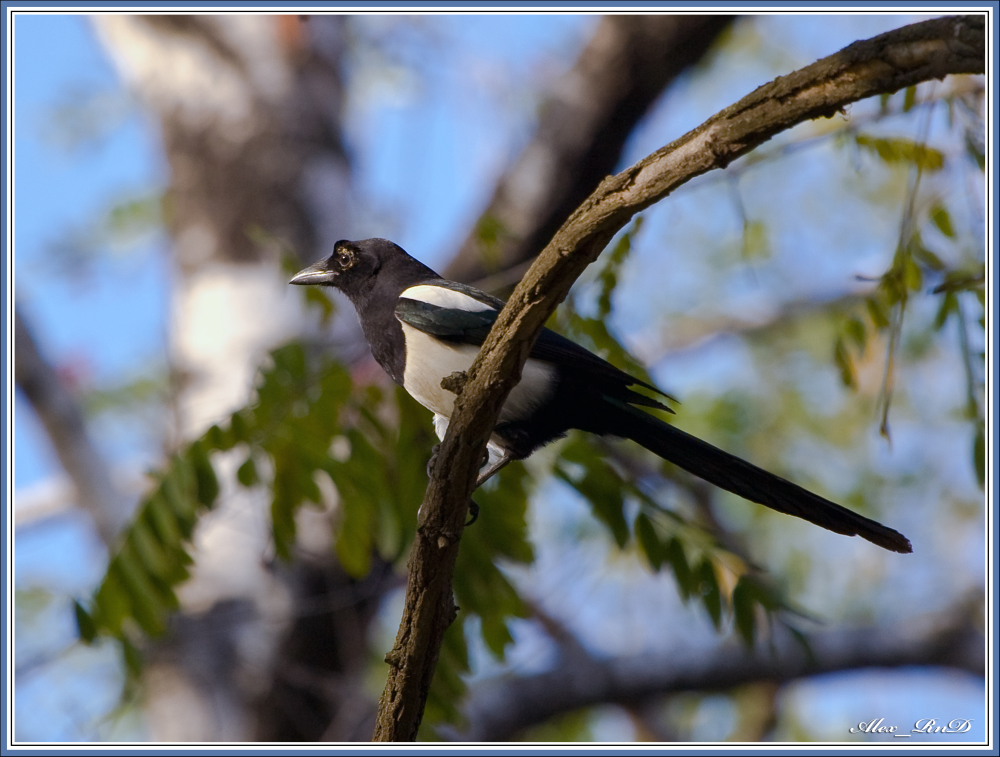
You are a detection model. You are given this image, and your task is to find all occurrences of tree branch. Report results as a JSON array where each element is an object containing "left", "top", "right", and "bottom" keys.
[
  {"left": 372, "top": 15, "right": 984, "bottom": 741},
  {"left": 14, "top": 307, "right": 125, "bottom": 546},
  {"left": 457, "top": 614, "right": 984, "bottom": 741}
]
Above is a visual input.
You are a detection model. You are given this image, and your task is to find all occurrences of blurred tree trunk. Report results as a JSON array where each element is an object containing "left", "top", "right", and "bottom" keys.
[
  {"left": 92, "top": 14, "right": 379, "bottom": 741},
  {"left": 445, "top": 14, "right": 734, "bottom": 286}
]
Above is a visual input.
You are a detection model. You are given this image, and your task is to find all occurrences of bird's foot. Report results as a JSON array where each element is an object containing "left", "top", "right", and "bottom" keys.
[
  {"left": 466, "top": 499, "right": 480, "bottom": 526},
  {"left": 426, "top": 443, "right": 442, "bottom": 477}
]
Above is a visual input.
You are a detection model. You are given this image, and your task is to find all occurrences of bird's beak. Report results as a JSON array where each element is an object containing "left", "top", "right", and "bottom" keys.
[{"left": 289, "top": 260, "right": 335, "bottom": 286}]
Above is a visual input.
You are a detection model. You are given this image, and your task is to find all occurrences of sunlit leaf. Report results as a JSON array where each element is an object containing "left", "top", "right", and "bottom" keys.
[
  {"left": 855, "top": 134, "right": 945, "bottom": 171},
  {"left": 866, "top": 296, "right": 891, "bottom": 329},
  {"left": 833, "top": 336, "right": 857, "bottom": 389}
]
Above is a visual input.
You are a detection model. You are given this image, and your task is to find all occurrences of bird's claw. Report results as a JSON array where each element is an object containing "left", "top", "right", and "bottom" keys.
[
  {"left": 466, "top": 499, "right": 480, "bottom": 526},
  {"left": 426, "top": 443, "right": 441, "bottom": 477}
]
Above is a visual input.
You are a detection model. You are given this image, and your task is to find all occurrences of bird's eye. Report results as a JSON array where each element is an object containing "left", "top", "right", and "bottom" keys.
[{"left": 336, "top": 249, "right": 355, "bottom": 270}]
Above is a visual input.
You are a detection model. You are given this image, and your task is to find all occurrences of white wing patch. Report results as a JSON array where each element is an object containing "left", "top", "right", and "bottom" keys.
[{"left": 400, "top": 284, "right": 495, "bottom": 312}]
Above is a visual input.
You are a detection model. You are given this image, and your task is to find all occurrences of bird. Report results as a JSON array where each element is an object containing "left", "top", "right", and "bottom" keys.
[{"left": 290, "top": 238, "right": 912, "bottom": 554}]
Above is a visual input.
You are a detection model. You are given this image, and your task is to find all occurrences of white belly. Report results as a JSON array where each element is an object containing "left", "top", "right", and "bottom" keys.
[{"left": 399, "top": 322, "right": 556, "bottom": 426}]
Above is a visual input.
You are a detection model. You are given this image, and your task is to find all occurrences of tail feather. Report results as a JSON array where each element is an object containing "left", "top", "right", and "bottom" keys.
[{"left": 611, "top": 408, "right": 912, "bottom": 554}]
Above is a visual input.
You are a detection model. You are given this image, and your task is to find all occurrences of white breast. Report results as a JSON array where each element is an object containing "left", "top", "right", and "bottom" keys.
[
  {"left": 400, "top": 324, "right": 479, "bottom": 417},
  {"left": 398, "top": 323, "right": 556, "bottom": 426}
]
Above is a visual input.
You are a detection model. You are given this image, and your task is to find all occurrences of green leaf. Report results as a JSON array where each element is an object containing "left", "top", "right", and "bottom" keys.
[
  {"left": 229, "top": 409, "right": 251, "bottom": 444},
  {"left": 742, "top": 219, "right": 770, "bottom": 261},
  {"left": 855, "top": 134, "right": 945, "bottom": 171},
  {"left": 930, "top": 202, "right": 956, "bottom": 238},
  {"left": 423, "top": 620, "right": 470, "bottom": 736},
  {"left": 597, "top": 217, "right": 643, "bottom": 319},
  {"left": 844, "top": 316, "right": 867, "bottom": 349},
  {"left": 74, "top": 601, "right": 97, "bottom": 643},
  {"left": 699, "top": 559, "right": 723, "bottom": 629},
  {"left": 732, "top": 578, "right": 758, "bottom": 646},
  {"left": 121, "top": 637, "right": 145, "bottom": 678},
  {"left": 903, "top": 256, "right": 924, "bottom": 292},
  {"left": 477, "top": 573, "right": 521, "bottom": 657},
  {"left": 144, "top": 491, "right": 184, "bottom": 555},
  {"left": 666, "top": 538, "right": 694, "bottom": 599},
  {"left": 270, "top": 475, "right": 299, "bottom": 562},
  {"left": 866, "top": 296, "right": 891, "bottom": 329},
  {"left": 635, "top": 513, "right": 664, "bottom": 571},
  {"left": 161, "top": 464, "right": 198, "bottom": 535},
  {"left": 128, "top": 517, "right": 172, "bottom": 582},
  {"left": 833, "top": 336, "right": 857, "bottom": 389},
  {"left": 933, "top": 290, "right": 958, "bottom": 330},
  {"left": 91, "top": 567, "right": 130, "bottom": 638},
  {"left": 912, "top": 243, "right": 945, "bottom": 272},
  {"left": 205, "top": 422, "right": 235, "bottom": 451},
  {"left": 112, "top": 555, "right": 168, "bottom": 637},
  {"left": 236, "top": 455, "right": 259, "bottom": 487},
  {"left": 473, "top": 213, "right": 508, "bottom": 273},
  {"left": 556, "top": 460, "right": 629, "bottom": 549}
]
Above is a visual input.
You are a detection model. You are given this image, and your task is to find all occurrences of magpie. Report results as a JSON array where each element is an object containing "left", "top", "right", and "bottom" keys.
[{"left": 290, "top": 238, "right": 911, "bottom": 554}]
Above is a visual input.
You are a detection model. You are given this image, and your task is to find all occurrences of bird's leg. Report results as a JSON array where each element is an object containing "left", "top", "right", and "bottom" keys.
[
  {"left": 426, "top": 442, "right": 441, "bottom": 477},
  {"left": 427, "top": 438, "right": 507, "bottom": 525}
]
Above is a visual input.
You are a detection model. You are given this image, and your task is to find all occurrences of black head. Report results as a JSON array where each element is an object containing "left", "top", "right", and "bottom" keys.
[{"left": 289, "top": 238, "right": 438, "bottom": 300}]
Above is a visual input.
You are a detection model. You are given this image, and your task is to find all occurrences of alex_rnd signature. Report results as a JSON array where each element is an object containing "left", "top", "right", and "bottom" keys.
[{"left": 851, "top": 717, "right": 974, "bottom": 736}]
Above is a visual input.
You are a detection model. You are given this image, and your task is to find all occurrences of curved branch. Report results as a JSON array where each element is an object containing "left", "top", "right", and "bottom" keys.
[{"left": 372, "top": 15, "right": 985, "bottom": 741}]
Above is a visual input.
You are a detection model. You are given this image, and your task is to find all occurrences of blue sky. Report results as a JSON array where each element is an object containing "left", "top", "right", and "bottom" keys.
[
  {"left": 14, "top": 14, "right": 170, "bottom": 487},
  {"left": 8, "top": 9, "right": 988, "bottom": 745}
]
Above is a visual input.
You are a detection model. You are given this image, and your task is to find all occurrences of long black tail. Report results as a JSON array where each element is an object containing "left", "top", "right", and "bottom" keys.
[{"left": 610, "top": 407, "right": 911, "bottom": 553}]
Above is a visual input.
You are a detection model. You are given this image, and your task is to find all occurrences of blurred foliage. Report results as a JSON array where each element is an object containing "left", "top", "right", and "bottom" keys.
[
  {"left": 557, "top": 220, "right": 811, "bottom": 642},
  {"left": 73, "top": 337, "right": 536, "bottom": 730},
  {"left": 831, "top": 85, "right": 985, "bottom": 481}
]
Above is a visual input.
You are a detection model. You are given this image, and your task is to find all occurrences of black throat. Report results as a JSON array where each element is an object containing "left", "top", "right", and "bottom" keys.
[{"left": 344, "top": 256, "right": 442, "bottom": 386}]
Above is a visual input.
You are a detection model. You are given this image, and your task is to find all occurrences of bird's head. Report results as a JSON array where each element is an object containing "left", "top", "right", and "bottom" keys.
[{"left": 289, "top": 239, "right": 382, "bottom": 293}]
